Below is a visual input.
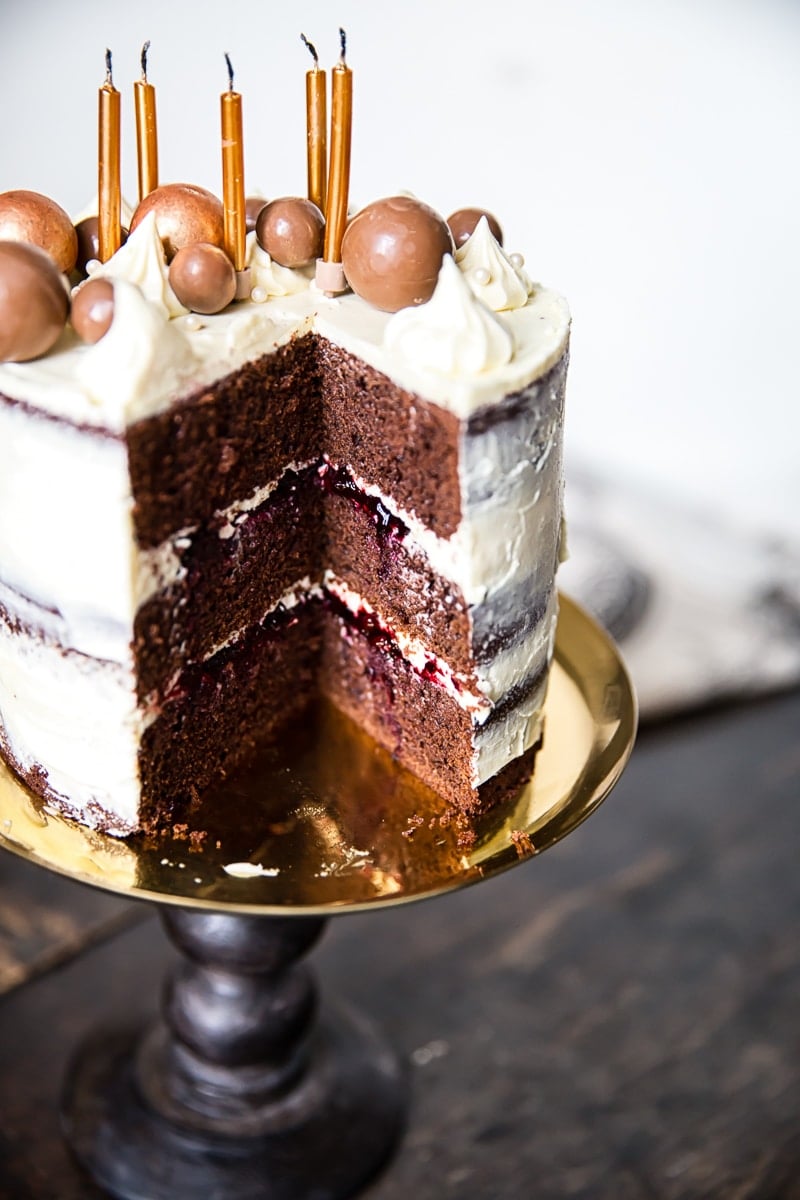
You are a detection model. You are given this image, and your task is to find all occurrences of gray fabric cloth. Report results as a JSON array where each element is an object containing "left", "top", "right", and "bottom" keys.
[{"left": 558, "top": 471, "right": 800, "bottom": 721}]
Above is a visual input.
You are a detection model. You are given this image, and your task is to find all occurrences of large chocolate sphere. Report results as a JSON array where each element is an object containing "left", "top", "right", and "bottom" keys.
[
  {"left": 256, "top": 197, "right": 324, "bottom": 268},
  {"left": 73, "top": 217, "right": 129, "bottom": 277},
  {"left": 341, "top": 196, "right": 453, "bottom": 312},
  {"left": 0, "top": 241, "right": 69, "bottom": 362},
  {"left": 245, "top": 195, "right": 268, "bottom": 234},
  {"left": 447, "top": 207, "right": 504, "bottom": 248},
  {"left": 71, "top": 278, "right": 115, "bottom": 344},
  {"left": 0, "top": 190, "right": 78, "bottom": 274},
  {"left": 130, "top": 183, "right": 224, "bottom": 261},
  {"left": 168, "top": 242, "right": 236, "bottom": 314}
]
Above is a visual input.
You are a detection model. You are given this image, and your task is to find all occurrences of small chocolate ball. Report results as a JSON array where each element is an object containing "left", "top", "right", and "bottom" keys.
[
  {"left": 73, "top": 217, "right": 129, "bottom": 277},
  {"left": 71, "top": 278, "right": 115, "bottom": 344},
  {"left": 0, "top": 190, "right": 78, "bottom": 273},
  {"left": 130, "top": 183, "right": 224, "bottom": 261},
  {"left": 245, "top": 195, "right": 268, "bottom": 234},
  {"left": 255, "top": 197, "right": 325, "bottom": 268},
  {"left": 447, "top": 207, "right": 504, "bottom": 248},
  {"left": 168, "top": 242, "right": 237, "bottom": 314},
  {"left": 341, "top": 196, "right": 454, "bottom": 313},
  {"left": 0, "top": 241, "right": 69, "bottom": 362}
]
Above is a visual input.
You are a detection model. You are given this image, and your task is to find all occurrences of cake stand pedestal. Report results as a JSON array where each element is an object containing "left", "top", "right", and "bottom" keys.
[{"left": 0, "top": 597, "right": 636, "bottom": 1200}]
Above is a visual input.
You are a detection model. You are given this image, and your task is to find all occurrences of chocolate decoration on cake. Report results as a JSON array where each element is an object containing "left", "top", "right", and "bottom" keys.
[
  {"left": 0, "top": 241, "right": 69, "bottom": 362},
  {"left": 256, "top": 198, "right": 325, "bottom": 268},
  {"left": 168, "top": 243, "right": 237, "bottom": 314},
  {"left": 245, "top": 196, "right": 268, "bottom": 234},
  {"left": 130, "top": 183, "right": 225, "bottom": 261},
  {"left": 447, "top": 207, "right": 503, "bottom": 248},
  {"left": 0, "top": 190, "right": 78, "bottom": 274},
  {"left": 341, "top": 196, "right": 454, "bottom": 313},
  {"left": 74, "top": 217, "right": 129, "bottom": 277},
  {"left": 71, "top": 278, "right": 115, "bottom": 344}
]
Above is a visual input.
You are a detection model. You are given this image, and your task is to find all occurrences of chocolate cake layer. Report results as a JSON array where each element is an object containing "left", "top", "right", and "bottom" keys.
[
  {"left": 319, "top": 599, "right": 478, "bottom": 811},
  {"left": 139, "top": 600, "right": 322, "bottom": 833},
  {"left": 128, "top": 335, "right": 324, "bottom": 549},
  {"left": 128, "top": 334, "right": 464, "bottom": 552},
  {"left": 134, "top": 463, "right": 473, "bottom": 702},
  {"left": 134, "top": 465, "right": 324, "bottom": 701},
  {"left": 318, "top": 341, "right": 462, "bottom": 539},
  {"left": 135, "top": 587, "right": 532, "bottom": 832}
]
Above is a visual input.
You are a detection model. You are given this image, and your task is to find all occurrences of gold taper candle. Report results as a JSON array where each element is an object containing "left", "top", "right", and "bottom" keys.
[
  {"left": 301, "top": 34, "right": 327, "bottom": 214},
  {"left": 134, "top": 41, "right": 159, "bottom": 201},
  {"left": 322, "top": 28, "right": 352, "bottom": 266},
  {"left": 98, "top": 48, "right": 121, "bottom": 262},
  {"left": 221, "top": 53, "right": 246, "bottom": 273}
]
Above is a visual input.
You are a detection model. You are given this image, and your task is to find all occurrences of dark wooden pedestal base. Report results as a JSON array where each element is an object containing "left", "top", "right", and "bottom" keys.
[{"left": 61, "top": 910, "right": 407, "bottom": 1200}]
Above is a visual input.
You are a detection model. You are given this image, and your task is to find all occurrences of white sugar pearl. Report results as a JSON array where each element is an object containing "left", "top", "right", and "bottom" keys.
[
  {"left": 85, "top": 259, "right": 101, "bottom": 275},
  {"left": 250, "top": 286, "right": 268, "bottom": 303},
  {"left": 510, "top": 252, "right": 524, "bottom": 269},
  {"left": 183, "top": 314, "right": 204, "bottom": 332},
  {"left": 473, "top": 267, "right": 491, "bottom": 286}
]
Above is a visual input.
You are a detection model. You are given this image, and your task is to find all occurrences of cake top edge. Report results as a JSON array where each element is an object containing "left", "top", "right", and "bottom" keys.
[{"left": 0, "top": 194, "right": 570, "bottom": 429}]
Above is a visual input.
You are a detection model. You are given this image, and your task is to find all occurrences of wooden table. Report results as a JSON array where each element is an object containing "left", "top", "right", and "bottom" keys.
[{"left": 1, "top": 690, "right": 798, "bottom": 1200}]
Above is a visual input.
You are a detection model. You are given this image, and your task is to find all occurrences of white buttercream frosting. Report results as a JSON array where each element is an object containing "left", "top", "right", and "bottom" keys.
[
  {"left": 91, "top": 213, "right": 188, "bottom": 319},
  {"left": 76, "top": 280, "right": 198, "bottom": 428},
  {"left": 384, "top": 256, "right": 514, "bottom": 377},
  {"left": 455, "top": 217, "right": 529, "bottom": 311},
  {"left": 247, "top": 232, "right": 312, "bottom": 298}
]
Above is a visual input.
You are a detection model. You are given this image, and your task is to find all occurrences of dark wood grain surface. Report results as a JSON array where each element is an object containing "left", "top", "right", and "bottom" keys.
[{"left": 1, "top": 690, "right": 798, "bottom": 1200}]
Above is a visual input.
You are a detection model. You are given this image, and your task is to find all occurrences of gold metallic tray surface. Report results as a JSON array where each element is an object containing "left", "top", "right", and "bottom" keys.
[{"left": 0, "top": 596, "right": 636, "bottom": 914}]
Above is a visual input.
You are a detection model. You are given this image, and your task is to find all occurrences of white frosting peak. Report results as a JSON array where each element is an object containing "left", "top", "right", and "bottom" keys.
[
  {"left": 91, "top": 213, "right": 188, "bottom": 319},
  {"left": 247, "top": 232, "right": 312, "bottom": 298},
  {"left": 384, "top": 255, "right": 513, "bottom": 377},
  {"left": 76, "top": 280, "right": 197, "bottom": 427},
  {"left": 455, "top": 217, "right": 529, "bottom": 312}
]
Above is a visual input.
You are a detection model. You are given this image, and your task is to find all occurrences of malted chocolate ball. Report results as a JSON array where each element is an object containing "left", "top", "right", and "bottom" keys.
[
  {"left": 0, "top": 241, "right": 69, "bottom": 362},
  {"left": 447, "top": 207, "right": 504, "bottom": 248},
  {"left": 130, "top": 183, "right": 224, "bottom": 261},
  {"left": 74, "top": 217, "right": 129, "bottom": 277},
  {"left": 341, "top": 196, "right": 454, "bottom": 313},
  {"left": 245, "top": 195, "right": 268, "bottom": 234},
  {"left": 0, "top": 189, "right": 78, "bottom": 273},
  {"left": 71, "top": 278, "right": 115, "bottom": 344},
  {"left": 168, "top": 242, "right": 237, "bottom": 314},
  {"left": 255, "top": 197, "right": 325, "bottom": 268}
]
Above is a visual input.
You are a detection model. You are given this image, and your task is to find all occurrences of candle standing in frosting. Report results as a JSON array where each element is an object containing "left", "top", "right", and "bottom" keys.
[
  {"left": 220, "top": 53, "right": 249, "bottom": 296},
  {"left": 98, "top": 49, "right": 122, "bottom": 263},
  {"left": 301, "top": 34, "right": 327, "bottom": 216},
  {"left": 133, "top": 41, "right": 159, "bottom": 203},
  {"left": 316, "top": 28, "right": 352, "bottom": 295}
]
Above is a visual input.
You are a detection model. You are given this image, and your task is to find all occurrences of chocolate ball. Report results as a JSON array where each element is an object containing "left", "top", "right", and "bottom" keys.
[
  {"left": 447, "top": 207, "right": 504, "bottom": 248},
  {"left": 130, "top": 183, "right": 224, "bottom": 261},
  {"left": 71, "top": 278, "right": 115, "bottom": 344},
  {"left": 245, "top": 195, "right": 268, "bottom": 234},
  {"left": 255, "top": 197, "right": 325, "bottom": 268},
  {"left": 0, "top": 190, "right": 78, "bottom": 273},
  {"left": 168, "top": 242, "right": 237, "bottom": 314},
  {"left": 73, "top": 217, "right": 129, "bottom": 277},
  {"left": 341, "top": 196, "right": 454, "bottom": 313},
  {"left": 0, "top": 241, "right": 69, "bottom": 362}
]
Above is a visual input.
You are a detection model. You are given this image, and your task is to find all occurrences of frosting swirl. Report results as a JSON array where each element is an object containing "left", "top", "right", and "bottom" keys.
[
  {"left": 90, "top": 213, "right": 188, "bottom": 319},
  {"left": 77, "top": 280, "right": 197, "bottom": 421},
  {"left": 247, "top": 232, "right": 311, "bottom": 298},
  {"left": 384, "top": 255, "right": 513, "bottom": 376},
  {"left": 455, "top": 216, "right": 529, "bottom": 311}
]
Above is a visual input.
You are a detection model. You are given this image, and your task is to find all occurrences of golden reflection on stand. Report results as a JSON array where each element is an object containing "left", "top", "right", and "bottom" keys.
[{"left": 0, "top": 596, "right": 636, "bottom": 914}]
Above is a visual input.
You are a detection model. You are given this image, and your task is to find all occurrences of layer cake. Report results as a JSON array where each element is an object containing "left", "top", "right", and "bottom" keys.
[{"left": 0, "top": 210, "right": 569, "bottom": 836}]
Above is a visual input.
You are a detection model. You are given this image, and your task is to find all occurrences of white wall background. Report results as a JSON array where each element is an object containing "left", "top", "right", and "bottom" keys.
[{"left": 2, "top": 0, "right": 799, "bottom": 543}]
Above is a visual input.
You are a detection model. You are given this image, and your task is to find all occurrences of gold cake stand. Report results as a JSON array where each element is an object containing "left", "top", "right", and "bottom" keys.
[{"left": 0, "top": 595, "right": 636, "bottom": 1200}]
